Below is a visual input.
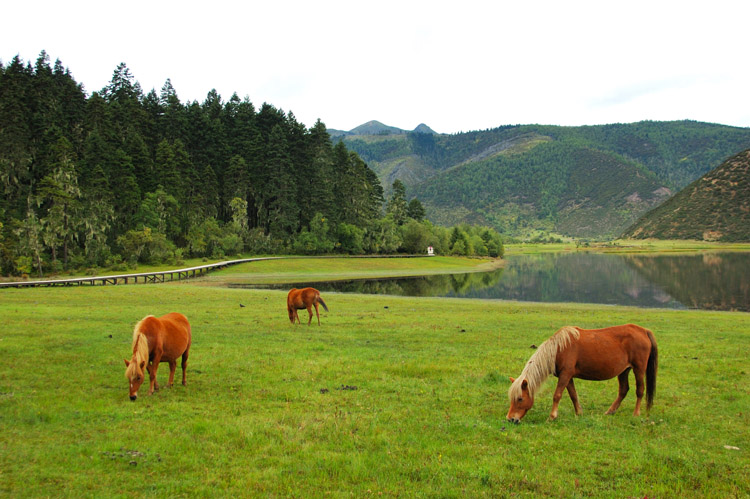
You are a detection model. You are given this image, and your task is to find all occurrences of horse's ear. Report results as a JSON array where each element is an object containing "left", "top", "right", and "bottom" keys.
[
  {"left": 509, "top": 377, "right": 516, "bottom": 383},
  {"left": 521, "top": 379, "right": 529, "bottom": 391},
  {"left": 139, "top": 361, "right": 146, "bottom": 370},
  {"left": 124, "top": 359, "right": 130, "bottom": 367}
]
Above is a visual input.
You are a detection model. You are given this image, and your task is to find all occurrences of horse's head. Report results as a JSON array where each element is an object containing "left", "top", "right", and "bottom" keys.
[
  {"left": 124, "top": 358, "right": 146, "bottom": 401},
  {"left": 507, "top": 377, "right": 534, "bottom": 423}
]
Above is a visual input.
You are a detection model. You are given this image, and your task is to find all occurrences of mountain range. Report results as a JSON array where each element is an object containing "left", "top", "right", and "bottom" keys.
[{"left": 332, "top": 120, "right": 750, "bottom": 239}]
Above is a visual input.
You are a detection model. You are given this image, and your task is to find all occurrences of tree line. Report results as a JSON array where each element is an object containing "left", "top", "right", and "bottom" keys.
[{"left": 0, "top": 53, "right": 503, "bottom": 277}]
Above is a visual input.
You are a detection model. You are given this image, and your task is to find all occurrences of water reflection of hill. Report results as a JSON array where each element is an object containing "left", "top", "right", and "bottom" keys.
[
  {"left": 234, "top": 270, "right": 505, "bottom": 298},
  {"left": 227, "top": 252, "right": 750, "bottom": 311},
  {"left": 622, "top": 253, "right": 750, "bottom": 312},
  {"left": 459, "top": 253, "right": 684, "bottom": 309}
]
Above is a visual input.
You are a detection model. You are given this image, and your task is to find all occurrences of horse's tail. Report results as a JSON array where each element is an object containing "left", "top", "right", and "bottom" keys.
[
  {"left": 645, "top": 328, "right": 658, "bottom": 411},
  {"left": 317, "top": 294, "right": 329, "bottom": 312}
]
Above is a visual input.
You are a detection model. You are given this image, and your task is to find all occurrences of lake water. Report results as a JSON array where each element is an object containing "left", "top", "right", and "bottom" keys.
[{"left": 244, "top": 252, "right": 750, "bottom": 312}]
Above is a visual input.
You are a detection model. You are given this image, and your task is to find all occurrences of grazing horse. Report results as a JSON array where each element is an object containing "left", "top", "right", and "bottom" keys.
[
  {"left": 287, "top": 287, "right": 329, "bottom": 325},
  {"left": 507, "top": 324, "right": 657, "bottom": 422},
  {"left": 124, "top": 313, "right": 191, "bottom": 401}
]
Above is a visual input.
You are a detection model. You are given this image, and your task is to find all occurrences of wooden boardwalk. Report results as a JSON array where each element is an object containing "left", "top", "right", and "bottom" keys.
[{"left": 0, "top": 257, "right": 282, "bottom": 289}]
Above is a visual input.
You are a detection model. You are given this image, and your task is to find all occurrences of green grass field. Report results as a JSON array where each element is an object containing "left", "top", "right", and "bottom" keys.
[
  {"left": 201, "top": 255, "right": 503, "bottom": 286},
  {"left": 1, "top": 256, "right": 748, "bottom": 497}
]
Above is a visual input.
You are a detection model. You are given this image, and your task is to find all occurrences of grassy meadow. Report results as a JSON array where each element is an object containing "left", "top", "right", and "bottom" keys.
[
  {"left": 1, "top": 256, "right": 748, "bottom": 497},
  {"left": 201, "top": 255, "right": 503, "bottom": 286}
]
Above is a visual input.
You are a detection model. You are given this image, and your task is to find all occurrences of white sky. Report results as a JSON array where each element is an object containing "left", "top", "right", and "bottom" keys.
[{"left": 4, "top": 0, "right": 750, "bottom": 134}]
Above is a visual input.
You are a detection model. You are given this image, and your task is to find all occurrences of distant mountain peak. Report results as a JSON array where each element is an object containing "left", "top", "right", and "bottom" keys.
[
  {"left": 413, "top": 123, "right": 437, "bottom": 134},
  {"left": 349, "top": 120, "right": 405, "bottom": 136},
  {"left": 330, "top": 120, "right": 439, "bottom": 137}
]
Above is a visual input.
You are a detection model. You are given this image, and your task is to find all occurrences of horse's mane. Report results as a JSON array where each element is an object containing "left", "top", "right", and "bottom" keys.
[
  {"left": 508, "top": 326, "right": 580, "bottom": 401},
  {"left": 124, "top": 316, "right": 151, "bottom": 379}
]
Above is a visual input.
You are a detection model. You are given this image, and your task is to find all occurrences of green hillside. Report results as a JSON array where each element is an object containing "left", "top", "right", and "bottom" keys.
[
  {"left": 622, "top": 149, "right": 750, "bottom": 242},
  {"left": 416, "top": 141, "right": 669, "bottom": 238},
  {"left": 336, "top": 121, "right": 750, "bottom": 239}
]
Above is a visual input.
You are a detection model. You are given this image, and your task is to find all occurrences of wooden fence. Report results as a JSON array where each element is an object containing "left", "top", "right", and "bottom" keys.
[{"left": 0, "top": 257, "right": 281, "bottom": 289}]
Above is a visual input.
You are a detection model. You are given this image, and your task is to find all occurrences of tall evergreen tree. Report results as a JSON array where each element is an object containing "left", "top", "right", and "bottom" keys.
[
  {"left": 14, "top": 201, "right": 45, "bottom": 276},
  {"left": 0, "top": 56, "right": 34, "bottom": 218},
  {"left": 37, "top": 137, "right": 82, "bottom": 268},
  {"left": 387, "top": 179, "right": 408, "bottom": 225},
  {"left": 108, "top": 149, "right": 141, "bottom": 236},
  {"left": 159, "top": 79, "right": 187, "bottom": 143},
  {"left": 263, "top": 124, "right": 299, "bottom": 237},
  {"left": 407, "top": 198, "right": 426, "bottom": 221},
  {"left": 306, "top": 120, "right": 336, "bottom": 218}
]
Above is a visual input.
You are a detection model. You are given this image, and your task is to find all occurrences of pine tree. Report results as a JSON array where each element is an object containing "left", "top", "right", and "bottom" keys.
[
  {"left": 0, "top": 56, "right": 34, "bottom": 218},
  {"left": 302, "top": 120, "right": 336, "bottom": 225},
  {"left": 14, "top": 202, "right": 46, "bottom": 276},
  {"left": 407, "top": 198, "right": 426, "bottom": 221},
  {"left": 37, "top": 138, "right": 82, "bottom": 268},
  {"left": 264, "top": 124, "right": 299, "bottom": 237},
  {"left": 387, "top": 179, "right": 408, "bottom": 225},
  {"left": 108, "top": 149, "right": 141, "bottom": 235}
]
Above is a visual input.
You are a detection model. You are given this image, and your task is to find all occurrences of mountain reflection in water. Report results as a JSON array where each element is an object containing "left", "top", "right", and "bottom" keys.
[{"left": 232, "top": 252, "right": 750, "bottom": 312}]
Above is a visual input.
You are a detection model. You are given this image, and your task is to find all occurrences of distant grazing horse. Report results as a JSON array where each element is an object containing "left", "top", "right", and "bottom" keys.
[
  {"left": 287, "top": 287, "right": 329, "bottom": 325},
  {"left": 124, "top": 313, "right": 191, "bottom": 401},
  {"left": 507, "top": 324, "right": 657, "bottom": 422}
]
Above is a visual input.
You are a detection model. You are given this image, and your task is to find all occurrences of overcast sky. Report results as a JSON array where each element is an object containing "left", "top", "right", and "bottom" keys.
[{"left": 4, "top": 0, "right": 750, "bottom": 134}]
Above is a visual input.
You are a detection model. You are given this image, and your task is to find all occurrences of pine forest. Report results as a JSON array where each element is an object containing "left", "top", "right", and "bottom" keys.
[{"left": 0, "top": 53, "right": 504, "bottom": 277}]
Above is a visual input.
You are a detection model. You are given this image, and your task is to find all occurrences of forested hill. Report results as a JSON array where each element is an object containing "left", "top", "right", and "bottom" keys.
[
  {"left": 337, "top": 121, "right": 750, "bottom": 238},
  {"left": 622, "top": 149, "right": 750, "bottom": 242}
]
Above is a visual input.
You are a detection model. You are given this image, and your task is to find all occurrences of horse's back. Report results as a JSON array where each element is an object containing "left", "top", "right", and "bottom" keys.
[
  {"left": 288, "top": 287, "right": 318, "bottom": 308},
  {"left": 568, "top": 324, "right": 653, "bottom": 379},
  {"left": 601, "top": 324, "right": 653, "bottom": 351},
  {"left": 578, "top": 324, "right": 652, "bottom": 344},
  {"left": 156, "top": 313, "right": 191, "bottom": 358}
]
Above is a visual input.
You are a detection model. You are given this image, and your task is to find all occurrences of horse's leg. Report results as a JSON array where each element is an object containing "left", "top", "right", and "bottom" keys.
[
  {"left": 167, "top": 360, "right": 177, "bottom": 388},
  {"left": 566, "top": 379, "right": 583, "bottom": 416},
  {"left": 606, "top": 368, "right": 631, "bottom": 414},
  {"left": 147, "top": 363, "right": 160, "bottom": 391},
  {"left": 632, "top": 365, "right": 646, "bottom": 416},
  {"left": 549, "top": 373, "right": 573, "bottom": 420},
  {"left": 314, "top": 301, "right": 320, "bottom": 325},
  {"left": 306, "top": 305, "right": 313, "bottom": 325},
  {"left": 148, "top": 351, "right": 163, "bottom": 395},
  {"left": 181, "top": 350, "right": 189, "bottom": 386},
  {"left": 294, "top": 309, "right": 301, "bottom": 324}
]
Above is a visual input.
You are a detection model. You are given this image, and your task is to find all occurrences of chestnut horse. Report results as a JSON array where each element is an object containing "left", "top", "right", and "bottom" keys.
[
  {"left": 507, "top": 324, "right": 657, "bottom": 422},
  {"left": 287, "top": 287, "right": 329, "bottom": 325},
  {"left": 124, "top": 313, "right": 191, "bottom": 401}
]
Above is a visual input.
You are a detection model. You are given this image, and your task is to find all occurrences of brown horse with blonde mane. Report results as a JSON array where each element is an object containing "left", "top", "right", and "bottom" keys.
[
  {"left": 287, "top": 287, "right": 329, "bottom": 325},
  {"left": 124, "top": 313, "right": 191, "bottom": 401},
  {"left": 507, "top": 324, "right": 657, "bottom": 423}
]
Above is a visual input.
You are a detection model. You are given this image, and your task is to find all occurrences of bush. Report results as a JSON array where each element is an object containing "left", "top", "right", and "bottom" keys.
[
  {"left": 336, "top": 223, "right": 364, "bottom": 254},
  {"left": 400, "top": 219, "right": 431, "bottom": 254},
  {"left": 292, "top": 213, "right": 335, "bottom": 254},
  {"left": 116, "top": 227, "right": 176, "bottom": 264}
]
